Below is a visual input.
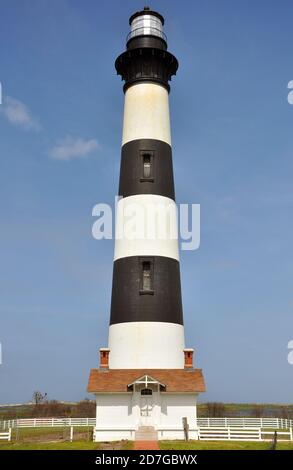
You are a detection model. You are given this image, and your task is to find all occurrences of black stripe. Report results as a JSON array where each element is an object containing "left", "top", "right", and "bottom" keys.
[
  {"left": 119, "top": 139, "right": 175, "bottom": 200},
  {"left": 115, "top": 48, "right": 178, "bottom": 94},
  {"left": 127, "top": 36, "right": 167, "bottom": 51},
  {"left": 110, "top": 256, "right": 183, "bottom": 325}
]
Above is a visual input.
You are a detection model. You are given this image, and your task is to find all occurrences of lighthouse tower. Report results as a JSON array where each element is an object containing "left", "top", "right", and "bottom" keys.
[
  {"left": 88, "top": 8, "right": 205, "bottom": 442},
  {"left": 109, "top": 7, "right": 183, "bottom": 370}
]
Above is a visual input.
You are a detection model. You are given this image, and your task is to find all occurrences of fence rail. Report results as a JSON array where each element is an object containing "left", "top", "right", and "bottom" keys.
[
  {"left": 1, "top": 417, "right": 96, "bottom": 430},
  {"left": 1, "top": 416, "right": 292, "bottom": 435},
  {"left": 0, "top": 429, "right": 12, "bottom": 441},
  {"left": 198, "top": 426, "right": 293, "bottom": 441},
  {"left": 197, "top": 417, "right": 293, "bottom": 429}
]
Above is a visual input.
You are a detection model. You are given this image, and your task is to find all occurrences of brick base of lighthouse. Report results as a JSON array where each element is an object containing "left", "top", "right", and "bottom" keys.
[{"left": 87, "top": 350, "right": 205, "bottom": 442}]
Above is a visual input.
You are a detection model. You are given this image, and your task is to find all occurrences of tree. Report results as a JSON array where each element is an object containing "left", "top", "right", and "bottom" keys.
[
  {"left": 32, "top": 391, "right": 47, "bottom": 405},
  {"left": 250, "top": 405, "right": 265, "bottom": 418},
  {"left": 205, "top": 402, "right": 226, "bottom": 417}
]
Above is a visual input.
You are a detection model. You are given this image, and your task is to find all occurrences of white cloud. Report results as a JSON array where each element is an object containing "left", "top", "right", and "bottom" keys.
[
  {"left": 2, "top": 96, "right": 41, "bottom": 131},
  {"left": 49, "top": 135, "right": 99, "bottom": 161}
]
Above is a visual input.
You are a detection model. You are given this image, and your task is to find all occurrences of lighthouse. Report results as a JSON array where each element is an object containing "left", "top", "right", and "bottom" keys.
[{"left": 88, "top": 7, "right": 205, "bottom": 441}]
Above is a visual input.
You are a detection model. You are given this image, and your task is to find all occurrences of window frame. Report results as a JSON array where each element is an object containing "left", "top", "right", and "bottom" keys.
[
  {"left": 139, "top": 257, "right": 154, "bottom": 295},
  {"left": 140, "top": 150, "right": 154, "bottom": 182},
  {"left": 141, "top": 388, "right": 153, "bottom": 396}
]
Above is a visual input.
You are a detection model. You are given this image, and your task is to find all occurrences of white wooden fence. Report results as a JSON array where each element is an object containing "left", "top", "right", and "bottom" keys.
[
  {"left": 197, "top": 417, "right": 293, "bottom": 429},
  {"left": 1, "top": 417, "right": 96, "bottom": 430},
  {"left": 198, "top": 427, "right": 293, "bottom": 441},
  {"left": 0, "top": 429, "right": 12, "bottom": 441},
  {"left": 1, "top": 416, "right": 292, "bottom": 444}
]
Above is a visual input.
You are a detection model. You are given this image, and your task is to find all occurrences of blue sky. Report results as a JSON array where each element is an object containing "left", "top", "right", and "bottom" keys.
[{"left": 0, "top": 0, "right": 293, "bottom": 404}]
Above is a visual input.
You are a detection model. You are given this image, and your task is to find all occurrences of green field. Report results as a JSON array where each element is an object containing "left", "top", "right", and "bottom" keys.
[
  {"left": 10, "top": 426, "right": 93, "bottom": 438},
  {"left": 0, "top": 441, "right": 100, "bottom": 450},
  {"left": 0, "top": 440, "right": 133, "bottom": 451},
  {"left": 1, "top": 440, "right": 293, "bottom": 451},
  {"left": 159, "top": 440, "right": 293, "bottom": 450}
]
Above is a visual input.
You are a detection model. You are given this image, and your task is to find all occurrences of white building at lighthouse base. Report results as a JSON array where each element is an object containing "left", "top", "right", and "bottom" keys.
[{"left": 87, "top": 350, "right": 205, "bottom": 441}]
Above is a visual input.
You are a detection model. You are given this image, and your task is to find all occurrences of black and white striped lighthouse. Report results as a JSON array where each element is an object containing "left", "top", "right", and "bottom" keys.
[
  {"left": 108, "top": 7, "right": 185, "bottom": 369},
  {"left": 88, "top": 7, "right": 206, "bottom": 441}
]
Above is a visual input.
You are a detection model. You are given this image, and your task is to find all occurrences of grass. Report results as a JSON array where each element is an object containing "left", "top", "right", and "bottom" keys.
[
  {"left": 0, "top": 441, "right": 99, "bottom": 450},
  {"left": 10, "top": 426, "right": 93, "bottom": 438},
  {"left": 1, "top": 439, "right": 292, "bottom": 451},
  {"left": 0, "top": 426, "right": 134, "bottom": 450},
  {"left": 0, "top": 440, "right": 134, "bottom": 451},
  {"left": 4, "top": 426, "right": 94, "bottom": 444},
  {"left": 159, "top": 440, "right": 293, "bottom": 450}
]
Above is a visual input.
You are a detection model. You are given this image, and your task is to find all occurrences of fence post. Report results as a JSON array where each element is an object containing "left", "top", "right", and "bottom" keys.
[
  {"left": 70, "top": 426, "right": 73, "bottom": 442},
  {"left": 290, "top": 428, "right": 293, "bottom": 441},
  {"left": 8, "top": 428, "right": 11, "bottom": 442}
]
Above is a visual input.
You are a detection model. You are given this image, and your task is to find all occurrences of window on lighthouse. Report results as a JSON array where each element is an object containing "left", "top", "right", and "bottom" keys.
[
  {"left": 140, "top": 151, "right": 154, "bottom": 181},
  {"left": 143, "top": 154, "right": 151, "bottom": 178},
  {"left": 142, "top": 261, "right": 152, "bottom": 291},
  {"left": 139, "top": 258, "right": 154, "bottom": 294}
]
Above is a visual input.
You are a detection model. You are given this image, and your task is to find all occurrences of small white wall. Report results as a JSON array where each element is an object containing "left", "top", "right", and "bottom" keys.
[
  {"left": 158, "top": 393, "right": 198, "bottom": 439},
  {"left": 160, "top": 393, "right": 197, "bottom": 426},
  {"left": 95, "top": 394, "right": 134, "bottom": 426},
  {"left": 94, "top": 393, "right": 136, "bottom": 442},
  {"left": 94, "top": 392, "right": 199, "bottom": 441}
]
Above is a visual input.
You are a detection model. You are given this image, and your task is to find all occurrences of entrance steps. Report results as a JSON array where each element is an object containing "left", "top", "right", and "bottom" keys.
[{"left": 135, "top": 426, "right": 158, "bottom": 441}]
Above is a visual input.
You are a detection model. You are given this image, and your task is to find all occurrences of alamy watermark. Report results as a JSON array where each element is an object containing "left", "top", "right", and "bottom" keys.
[{"left": 92, "top": 198, "right": 200, "bottom": 251}]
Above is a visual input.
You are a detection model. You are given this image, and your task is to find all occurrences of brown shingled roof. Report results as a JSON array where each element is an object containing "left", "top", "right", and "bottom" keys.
[{"left": 87, "top": 368, "right": 205, "bottom": 393}]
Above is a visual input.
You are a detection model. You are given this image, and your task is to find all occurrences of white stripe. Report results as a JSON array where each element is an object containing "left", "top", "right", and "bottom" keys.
[
  {"left": 108, "top": 322, "right": 185, "bottom": 369},
  {"left": 122, "top": 83, "right": 171, "bottom": 146},
  {"left": 114, "top": 194, "right": 179, "bottom": 261}
]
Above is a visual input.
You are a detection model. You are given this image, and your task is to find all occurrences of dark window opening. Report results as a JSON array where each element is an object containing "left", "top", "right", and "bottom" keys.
[
  {"left": 141, "top": 388, "right": 153, "bottom": 396},
  {"left": 143, "top": 154, "right": 151, "bottom": 178},
  {"left": 142, "top": 261, "right": 151, "bottom": 291},
  {"left": 140, "top": 151, "right": 154, "bottom": 182},
  {"left": 139, "top": 258, "right": 154, "bottom": 294}
]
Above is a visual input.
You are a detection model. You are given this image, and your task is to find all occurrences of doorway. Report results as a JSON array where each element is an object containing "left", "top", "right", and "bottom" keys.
[{"left": 140, "top": 388, "right": 154, "bottom": 426}]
